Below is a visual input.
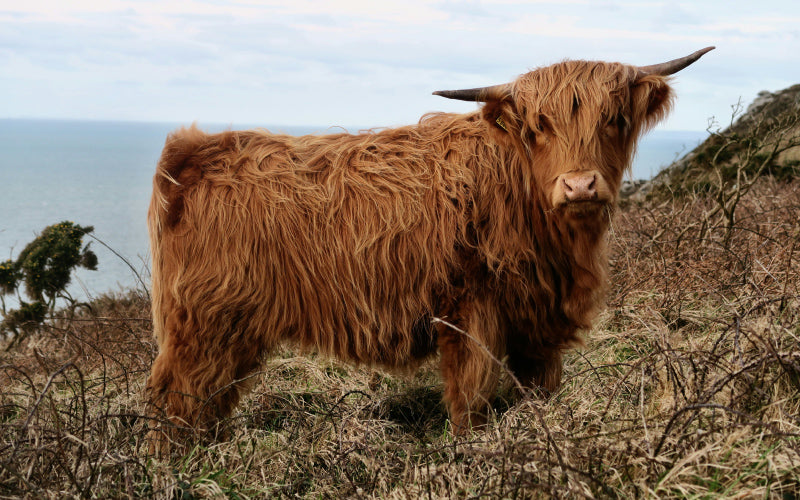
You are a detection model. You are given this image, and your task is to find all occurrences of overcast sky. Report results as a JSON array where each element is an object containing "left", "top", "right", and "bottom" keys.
[{"left": 1, "top": 0, "right": 797, "bottom": 131}]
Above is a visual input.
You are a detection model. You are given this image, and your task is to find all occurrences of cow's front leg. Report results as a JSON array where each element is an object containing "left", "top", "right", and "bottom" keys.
[
  {"left": 507, "top": 346, "right": 563, "bottom": 395},
  {"left": 436, "top": 299, "right": 505, "bottom": 434}
]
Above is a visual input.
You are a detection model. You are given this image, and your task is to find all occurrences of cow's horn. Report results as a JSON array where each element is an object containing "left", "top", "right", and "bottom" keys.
[
  {"left": 433, "top": 83, "right": 512, "bottom": 102},
  {"left": 637, "top": 46, "right": 715, "bottom": 76}
]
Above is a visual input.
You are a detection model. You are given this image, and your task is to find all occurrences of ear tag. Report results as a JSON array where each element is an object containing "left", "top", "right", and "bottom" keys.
[{"left": 495, "top": 115, "right": 508, "bottom": 132}]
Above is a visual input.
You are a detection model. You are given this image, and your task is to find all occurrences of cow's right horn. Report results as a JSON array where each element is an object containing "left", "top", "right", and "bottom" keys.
[{"left": 433, "top": 83, "right": 512, "bottom": 102}]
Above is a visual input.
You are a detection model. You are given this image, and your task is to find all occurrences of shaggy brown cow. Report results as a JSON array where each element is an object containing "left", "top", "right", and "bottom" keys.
[{"left": 146, "top": 47, "right": 713, "bottom": 445}]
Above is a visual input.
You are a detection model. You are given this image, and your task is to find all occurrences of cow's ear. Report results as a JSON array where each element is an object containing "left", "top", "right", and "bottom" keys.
[
  {"left": 632, "top": 75, "right": 674, "bottom": 130},
  {"left": 481, "top": 97, "right": 518, "bottom": 141}
]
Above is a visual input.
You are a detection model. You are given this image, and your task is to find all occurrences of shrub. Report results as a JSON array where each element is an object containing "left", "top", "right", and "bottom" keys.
[{"left": 0, "top": 221, "right": 97, "bottom": 345}]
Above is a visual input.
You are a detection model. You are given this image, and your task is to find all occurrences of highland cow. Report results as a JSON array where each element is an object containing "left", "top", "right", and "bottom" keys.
[{"left": 146, "top": 48, "right": 714, "bottom": 445}]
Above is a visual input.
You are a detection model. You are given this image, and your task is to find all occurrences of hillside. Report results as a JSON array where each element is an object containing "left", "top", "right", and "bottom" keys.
[{"left": 627, "top": 84, "right": 800, "bottom": 200}]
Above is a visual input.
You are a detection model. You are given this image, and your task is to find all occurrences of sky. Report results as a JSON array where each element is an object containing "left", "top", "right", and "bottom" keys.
[{"left": 1, "top": 0, "right": 798, "bottom": 132}]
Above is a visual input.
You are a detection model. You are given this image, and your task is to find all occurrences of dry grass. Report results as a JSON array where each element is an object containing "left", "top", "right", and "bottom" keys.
[{"left": 2, "top": 178, "right": 799, "bottom": 499}]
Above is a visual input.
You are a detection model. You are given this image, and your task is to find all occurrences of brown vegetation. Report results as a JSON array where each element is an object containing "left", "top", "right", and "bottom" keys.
[{"left": 1, "top": 173, "right": 798, "bottom": 498}]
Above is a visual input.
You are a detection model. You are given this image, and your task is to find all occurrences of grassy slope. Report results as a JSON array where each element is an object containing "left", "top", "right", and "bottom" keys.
[
  {"left": 648, "top": 84, "right": 800, "bottom": 200},
  {"left": 1, "top": 178, "right": 799, "bottom": 498}
]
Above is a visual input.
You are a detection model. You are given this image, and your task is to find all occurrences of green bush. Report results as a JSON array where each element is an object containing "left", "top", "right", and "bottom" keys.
[{"left": 1, "top": 221, "right": 97, "bottom": 342}]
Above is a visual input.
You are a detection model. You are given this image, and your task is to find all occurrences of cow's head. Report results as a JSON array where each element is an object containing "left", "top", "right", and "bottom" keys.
[{"left": 435, "top": 47, "right": 713, "bottom": 226}]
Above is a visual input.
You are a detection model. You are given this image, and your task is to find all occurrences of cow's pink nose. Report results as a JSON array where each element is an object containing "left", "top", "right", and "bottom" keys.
[{"left": 562, "top": 173, "right": 597, "bottom": 202}]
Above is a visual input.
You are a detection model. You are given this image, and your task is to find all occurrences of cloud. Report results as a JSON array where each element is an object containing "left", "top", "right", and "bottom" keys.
[{"left": 0, "top": 0, "right": 798, "bottom": 130}]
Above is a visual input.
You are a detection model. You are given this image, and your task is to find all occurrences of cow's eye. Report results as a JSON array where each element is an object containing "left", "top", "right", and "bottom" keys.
[
  {"left": 537, "top": 115, "right": 554, "bottom": 134},
  {"left": 604, "top": 114, "right": 628, "bottom": 136}
]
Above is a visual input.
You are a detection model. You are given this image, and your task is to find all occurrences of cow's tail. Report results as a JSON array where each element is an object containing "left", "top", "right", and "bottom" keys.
[{"left": 148, "top": 125, "right": 208, "bottom": 344}]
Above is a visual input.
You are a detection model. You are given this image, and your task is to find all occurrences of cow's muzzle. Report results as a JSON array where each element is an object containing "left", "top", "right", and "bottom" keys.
[
  {"left": 562, "top": 172, "right": 597, "bottom": 202},
  {"left": 552, "top": 171, "right": 611, "bottom": 216}
]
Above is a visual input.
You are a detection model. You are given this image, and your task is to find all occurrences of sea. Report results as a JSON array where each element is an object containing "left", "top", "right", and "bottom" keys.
[{"left": 0, "top": 119, "right": 706, "bottom": 304}]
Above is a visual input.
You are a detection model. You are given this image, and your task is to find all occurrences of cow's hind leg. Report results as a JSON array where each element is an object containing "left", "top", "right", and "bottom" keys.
[
  {"left": 145, "top": 306, "right": 265, "bottom": 453},
  {"left": 437, "top": 301, "right": 505, "bottom": 434}
]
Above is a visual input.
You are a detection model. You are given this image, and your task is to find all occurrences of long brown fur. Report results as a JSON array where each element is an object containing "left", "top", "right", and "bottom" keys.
[{"left": 145, "top": 59, "right": 674, "bottom": 446}]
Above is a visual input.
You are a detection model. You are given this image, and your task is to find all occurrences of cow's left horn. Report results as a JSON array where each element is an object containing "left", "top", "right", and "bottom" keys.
[
  {"left": 637, "top": 46, "right": 715, "bottom": 76},
  {"left": 433, "top": 83, "right": 512, "bottom": 102}
]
